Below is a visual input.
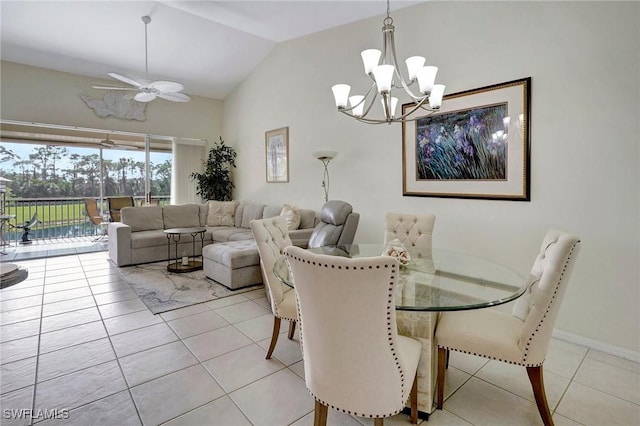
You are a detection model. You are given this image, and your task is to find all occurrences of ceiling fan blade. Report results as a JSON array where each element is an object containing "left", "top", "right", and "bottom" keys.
[
  {"left": 134, "top": 92, "right": 157, "bottom": 102},
  {"left": 148, "top": 80, "right": 184, "bottom": 92},
  {"left": 156, "top": 91, "right": 192, "bottom": 102},
  {"left": 92, "top": 85, "right": 138, "bottom": 91},
  {"left": 108, "top": 72, "right": 143, "bottom": 87}
]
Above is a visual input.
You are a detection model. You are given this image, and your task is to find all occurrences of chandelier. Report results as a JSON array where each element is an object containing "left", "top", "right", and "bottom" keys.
[{"left": 331, "top": 0, "right": 445, "bottom": 124}]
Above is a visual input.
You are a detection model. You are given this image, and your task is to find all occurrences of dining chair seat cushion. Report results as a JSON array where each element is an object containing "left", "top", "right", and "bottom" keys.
[
  {"left": 277, "top": 288, "right": 298, "bottom": 321},
  {"left": 436, "top": 308, "right": 526, "bottom": 365}
]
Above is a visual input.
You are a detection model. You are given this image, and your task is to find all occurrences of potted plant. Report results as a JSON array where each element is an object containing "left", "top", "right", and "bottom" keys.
[{"left": 190, "top": 136, "right": 237, "bottom": 201}]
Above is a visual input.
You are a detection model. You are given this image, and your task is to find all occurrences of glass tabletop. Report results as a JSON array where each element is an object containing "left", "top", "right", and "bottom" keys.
[{"left": 273, "top": 244, "right": 527, "bottom": 312}]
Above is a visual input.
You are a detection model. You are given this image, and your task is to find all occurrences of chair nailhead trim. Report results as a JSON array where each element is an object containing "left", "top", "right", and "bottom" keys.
[{"left": 284, "top": 252, "right": 410, "bottom": 419}]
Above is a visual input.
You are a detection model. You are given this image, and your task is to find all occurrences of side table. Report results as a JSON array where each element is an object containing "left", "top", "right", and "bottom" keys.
[{"left": 163, "top": 227, "right": 206, "bottom": 273}]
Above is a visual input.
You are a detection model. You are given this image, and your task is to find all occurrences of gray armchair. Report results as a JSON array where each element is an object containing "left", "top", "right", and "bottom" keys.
[{"left": 308, "top": 200, "right": 360, "bottom": 248}]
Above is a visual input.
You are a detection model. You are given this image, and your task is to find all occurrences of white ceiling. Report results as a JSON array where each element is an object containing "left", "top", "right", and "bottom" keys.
[{"left": 1, "top": 1, "right": 423, "bottom": 100}]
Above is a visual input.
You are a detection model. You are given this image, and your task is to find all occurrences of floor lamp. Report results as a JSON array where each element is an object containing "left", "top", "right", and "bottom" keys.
[{"left": 313, "top": 151, "right": 337, "bottom": 202}]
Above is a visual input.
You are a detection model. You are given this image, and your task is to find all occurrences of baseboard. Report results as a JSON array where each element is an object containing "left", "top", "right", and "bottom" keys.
[{"left": 552, "top": 329, "right": 640, "bottom": 363}]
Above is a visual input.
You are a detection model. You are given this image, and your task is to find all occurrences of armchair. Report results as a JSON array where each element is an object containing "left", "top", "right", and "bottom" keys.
[{"left": 307, "top": 200, "right": 359, "bottom": 248}]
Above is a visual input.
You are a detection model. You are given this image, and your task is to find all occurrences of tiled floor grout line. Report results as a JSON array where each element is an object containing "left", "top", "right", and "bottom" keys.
[{"left": 80, "top": 254, "right": 146, "bottom": 426}]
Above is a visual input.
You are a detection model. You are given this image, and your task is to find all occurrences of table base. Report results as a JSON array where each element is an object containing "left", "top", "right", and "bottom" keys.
[{"left": 167, "top": 260, "right": 203, "bottom": 273}]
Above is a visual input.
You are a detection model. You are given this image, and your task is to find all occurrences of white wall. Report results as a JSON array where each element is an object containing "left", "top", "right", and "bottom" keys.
[
  {"left": 1, "top": 61, "right": 224, "bottom": 146},
  {"left": 224, "top": 2, "right": 640, "bottom": 354}
]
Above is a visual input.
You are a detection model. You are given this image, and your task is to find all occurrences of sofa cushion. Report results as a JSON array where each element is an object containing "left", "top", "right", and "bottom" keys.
[
  {"left": 280, "top": 204, "right": 301, "bottom": 230},
  {"left": 209, "top": 227, "right": 251, "bottom": 243},
  {"left": 203, "top": 240, "right": 259, "bottom": 269},
  {"left": 198, "top": 204, "right": 208, "bottom": 227},
  {"left": 207, "top": 200, "right": 238, "bottom": 226},
  {"left": 263, "top": 205, "right": 282, "bottom": 219},
  {"left": 163, "top": 204, "right": 201, "bottom": 229},
  {"left": 228, "top": 232, "right": 254, "bottom": 241},
  {"left": 122, "top": 206, "right": 164, "bottom": 232},
  {"left": 130, "top": 229, "right": 168, "bottom": 249},
  {"left": 234, "top": 204, "right": 245, "bottom": 228},
  {"left": 299, "top": 209, "right": 317, "bottom": 229},
  {"left": 241, "top": 204, "right": 265, "bottom": 228}
]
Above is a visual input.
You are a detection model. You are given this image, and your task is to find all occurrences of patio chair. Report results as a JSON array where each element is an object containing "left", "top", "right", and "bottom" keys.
[
  {"left": 107, "top": 196, "right": 134, "bottom": 222},
  {"left": 11, "top": 212, "right": 38, "bottom": 245},
  {"left": 83, "top": 198, "right": 108, "bottom": 241}
]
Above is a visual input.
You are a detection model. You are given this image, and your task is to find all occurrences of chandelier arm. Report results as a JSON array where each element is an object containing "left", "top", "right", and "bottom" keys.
[
  {"left": 338, "top": 109, "right": 393, "bottom": 125},
  {"left": 387, "top": 28, "right": 428, "bottom": 102}
]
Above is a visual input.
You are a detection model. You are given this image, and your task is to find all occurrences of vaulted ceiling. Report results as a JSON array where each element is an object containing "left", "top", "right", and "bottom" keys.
[{"left": 1, "top": 1, "right": 422, "bottom": 100}]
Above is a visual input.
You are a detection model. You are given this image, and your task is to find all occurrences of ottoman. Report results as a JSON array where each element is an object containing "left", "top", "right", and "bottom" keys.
[{"left": 203, "top": 240, "right": 263, "bottom": 290}]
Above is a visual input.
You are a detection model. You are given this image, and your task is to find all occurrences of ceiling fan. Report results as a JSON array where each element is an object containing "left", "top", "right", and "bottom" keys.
[
  {"left": 100, "top": 135, "right": 138, "bottom": 150},
  {"left": 92, "top": 16, "right": 191, "bottom": 103}
]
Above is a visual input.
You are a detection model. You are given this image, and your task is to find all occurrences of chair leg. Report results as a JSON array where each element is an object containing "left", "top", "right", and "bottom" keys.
[
  {"left": 373, "top": 418, "right": 384, "bottom": 426},
  {"left": 409, "top": 374, "right": 418, "bottom": 424},
  {"left": 436, "top": 347, "right": 447, "bottom": 409},
  {"left": 288, "top": 320, "right": 296, "bottom": 340},
  {"left": 527, "top": 365, "right": 554, "bottom": 426},
  {"left": 265, "top": 316, "right": 281, "bottom": 359},
  {"left": 314, "top": 400, "right": 328, "bottom": 426}
]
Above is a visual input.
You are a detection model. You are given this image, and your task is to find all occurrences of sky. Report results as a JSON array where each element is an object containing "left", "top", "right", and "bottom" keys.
[{"left": 0, "top": 141, "right": 171, "bottom": 175}]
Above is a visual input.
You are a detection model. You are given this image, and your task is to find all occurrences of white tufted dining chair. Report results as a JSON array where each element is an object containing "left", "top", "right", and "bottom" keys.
[
  {"left": 250, "top": 216, "right": 297, "bottom": 359},
  {"left": 435, "top": 229, "right": 581, "bottom": 426},
  {"left": 283, "top": 246, "right": 421, "bottom": 426},
  {"left": 384, "top": 212, "right": 436, "bottom": 258}
]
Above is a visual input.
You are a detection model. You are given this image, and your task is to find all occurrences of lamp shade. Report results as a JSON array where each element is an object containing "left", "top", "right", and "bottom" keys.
[
  {"left": 361, "top": 49, "right": 382, "bottom": 74},
  {"left": 331, "top": 84, "right": 351, "bottom": 108},
  {"left": 349, "top": 95, "right": 365, "bottom": 117},
  {"left": 417, "top": 66, "right": 438, "bottom": 95},
  {"left": 429, "top": 84, "right": 446, "bottom": 109},
  {"left": 405, "top": 56, "right": 426, "bottom": 81},
  {"left": 372, "top": 64, "right": 395, "bottom": 93},
  {"left": 313, "top": 150, "right": 337, "bottom": 161}
]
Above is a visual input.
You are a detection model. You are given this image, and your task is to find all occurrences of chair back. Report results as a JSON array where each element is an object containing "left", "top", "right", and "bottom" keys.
[
  {"left": 25, "top": 212, "right": 38, "bottom": 228},
  {"left": 250, "top": 216, "right": 293, "bottom": 315},
  {"left": 308, "top": 200, "right": 360, "bottom": 248},
  {"left": 107, "top": 196, "right": 134, "bottom": 222},
  {"left": 283, "top": 246, "right": 410, "bottom": 417},
  {"left": 512, "top": 229, "right": 581, "bottom": 364},
  {"left": 83, "top": 198, "right": 104, "bottom": 226},
  {"left": 384, "top": 212, "right": 435, "bottom": 259}
]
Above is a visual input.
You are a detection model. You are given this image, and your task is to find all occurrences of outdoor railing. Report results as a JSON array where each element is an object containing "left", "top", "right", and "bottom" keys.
[{"left": 1, "top": 196, "right": 170, "bottom": 245}]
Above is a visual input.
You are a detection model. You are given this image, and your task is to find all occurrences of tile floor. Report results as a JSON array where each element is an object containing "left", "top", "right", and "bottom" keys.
[{"left": 1, "top": 251, "right": 639, "bottom": 426}]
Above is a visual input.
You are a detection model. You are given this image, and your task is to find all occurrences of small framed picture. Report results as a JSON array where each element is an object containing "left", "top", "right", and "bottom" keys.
[{"left": 265, "top": 127, "right": 289, "bottom": 183}]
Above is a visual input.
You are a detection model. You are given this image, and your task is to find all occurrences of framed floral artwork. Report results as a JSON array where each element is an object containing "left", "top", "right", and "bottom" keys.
[
  {"left": 402, "top": 77, "right": 531, "bottom": 200},
  {"left": 265, "top": 127, "right": 289, "bottom": 183}
]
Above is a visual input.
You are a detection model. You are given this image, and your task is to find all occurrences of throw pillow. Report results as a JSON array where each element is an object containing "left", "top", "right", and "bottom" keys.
[
  {"left": 206, "top": 200, "right": 238, "bottom": 226},
  {"left": 280, "top": 204, "right": 301, "bottom": 230}
]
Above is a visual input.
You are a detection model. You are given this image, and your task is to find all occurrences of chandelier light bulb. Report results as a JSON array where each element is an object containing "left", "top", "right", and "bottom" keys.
[
  {"left": 405, "top": 56, "right": 426, "bottom": 81},
  {"left": 372, "top": 64, "right": 395, "bottom": 93},
  {"left": 349, "top": 95, "right": 365, "bottom": 117},
  {"left": 331, "top": 84, "right": 351, "bottom": 109},
  {"left": 361, "top": 49, "right": 382, "bottom": 75},
  {"left": 429, "top": 84, "right": 446, "bottom": 109}
]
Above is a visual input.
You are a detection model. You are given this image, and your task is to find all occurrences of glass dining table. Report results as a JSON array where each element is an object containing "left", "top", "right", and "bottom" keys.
[
  {"left": 273, "top": 244, "right": 526, "bottom": 311},
  {"left": 273, "top": 243, "right": 527, "bottom": 418}
]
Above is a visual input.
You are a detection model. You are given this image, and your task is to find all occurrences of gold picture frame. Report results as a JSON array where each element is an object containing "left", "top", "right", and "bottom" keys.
[{"left": 265, "top": 127, "right": 289, "bottom": 183}]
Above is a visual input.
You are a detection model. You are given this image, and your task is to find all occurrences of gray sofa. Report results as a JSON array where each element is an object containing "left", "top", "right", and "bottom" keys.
[{"left": 107, "top": 201, "right": 318, "bottom": 267}]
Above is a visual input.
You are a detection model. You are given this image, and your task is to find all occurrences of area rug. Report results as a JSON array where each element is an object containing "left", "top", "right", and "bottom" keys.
[{"left": 116, "top": 261, "right": 264, "bottom": 315}]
